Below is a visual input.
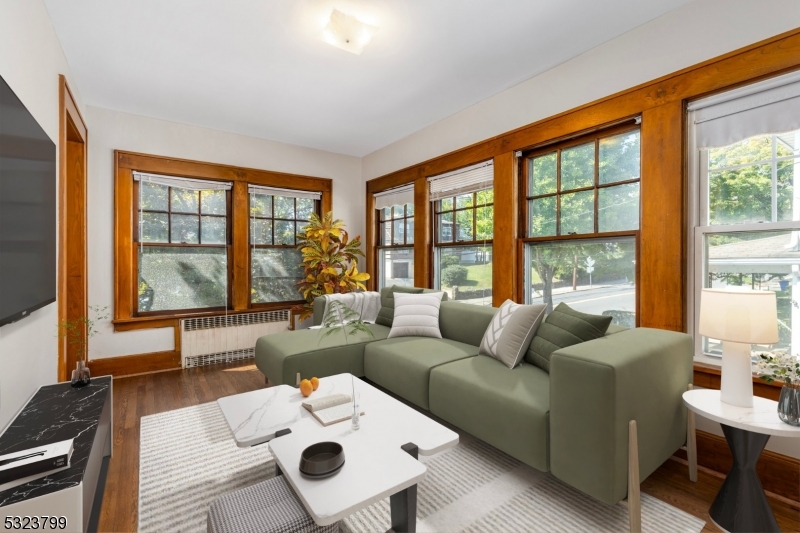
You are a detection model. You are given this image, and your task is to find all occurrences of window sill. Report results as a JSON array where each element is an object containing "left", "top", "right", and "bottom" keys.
[
  {"left": 113, "top": 304, "right": 301, "bottom": 331},
  {"left": 693, "top": 360, "right": 783, "bottom": 401}
]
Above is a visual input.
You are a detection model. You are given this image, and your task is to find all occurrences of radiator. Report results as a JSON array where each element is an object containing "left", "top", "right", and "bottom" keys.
[{"left": 180, "top": 310, "right": 289, "bottom": 368}]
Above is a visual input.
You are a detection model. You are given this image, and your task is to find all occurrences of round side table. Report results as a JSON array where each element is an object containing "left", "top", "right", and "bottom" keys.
[{"left": 683, "top": 389, "right": 800, "bottom": 533}]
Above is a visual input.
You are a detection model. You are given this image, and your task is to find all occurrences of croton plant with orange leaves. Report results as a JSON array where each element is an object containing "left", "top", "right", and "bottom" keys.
[{"left": 294, "top": 212, "right": 370, "bottom": 321}]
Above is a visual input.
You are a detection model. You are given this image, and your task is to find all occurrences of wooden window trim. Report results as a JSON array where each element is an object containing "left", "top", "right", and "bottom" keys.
[{"left": 114, "top": 151, "right": 332, "bottom": 328}]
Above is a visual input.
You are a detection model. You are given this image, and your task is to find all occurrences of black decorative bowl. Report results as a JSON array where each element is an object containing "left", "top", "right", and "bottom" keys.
[{"left": 299, "top": 441, "right": 345, "bottom": 478}]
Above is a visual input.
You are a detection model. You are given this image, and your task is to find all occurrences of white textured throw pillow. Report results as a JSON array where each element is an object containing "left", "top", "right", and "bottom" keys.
[
  {"left": 387, "top": 292, "right": 444, "bottom": 339},
  {"left": 479, "top": 299, "right": 546, "bottom": 369}
]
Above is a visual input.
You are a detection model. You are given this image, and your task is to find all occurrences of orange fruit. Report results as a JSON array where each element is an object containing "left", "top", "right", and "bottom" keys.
[
  {"left": 310, "top": 377, "right": 320, "bottom": 391},
  {"left": 299, "top": 379, "right": 313, "bottom": 397}
]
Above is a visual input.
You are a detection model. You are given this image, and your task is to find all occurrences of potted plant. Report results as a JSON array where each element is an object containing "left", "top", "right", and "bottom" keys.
[
  {"left": 753, "top": 350, "right": 800, "bottom": 426},
  {"left": 294, "top": 212, "right": 369, "bottom": 322},
  {"left": 57, "top": 305, "right": 109, "bottom": 387}
]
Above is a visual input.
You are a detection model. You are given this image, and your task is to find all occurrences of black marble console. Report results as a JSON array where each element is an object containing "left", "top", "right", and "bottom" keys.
[{"left": 0, "top": 377, "right": 112, "bottom": 533}]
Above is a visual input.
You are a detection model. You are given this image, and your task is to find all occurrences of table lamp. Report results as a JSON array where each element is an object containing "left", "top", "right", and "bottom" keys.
[{"left": 698, "top": 288, "right": 778, "bottom": 408}]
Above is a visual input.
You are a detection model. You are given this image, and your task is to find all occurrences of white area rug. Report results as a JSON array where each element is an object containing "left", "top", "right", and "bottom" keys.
[{"left": 138, "top": 402, "right": 705, "bottom": 533}]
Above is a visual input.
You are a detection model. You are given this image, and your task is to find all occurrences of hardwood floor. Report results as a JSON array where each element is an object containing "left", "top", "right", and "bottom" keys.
[{"left": 97, "top": 362, "right": 800, "bottom": 533}]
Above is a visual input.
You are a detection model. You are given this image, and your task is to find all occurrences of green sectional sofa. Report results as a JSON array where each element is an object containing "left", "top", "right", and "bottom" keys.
[{"left": 255, "top": 286, "right": 693, "bottom": 508}]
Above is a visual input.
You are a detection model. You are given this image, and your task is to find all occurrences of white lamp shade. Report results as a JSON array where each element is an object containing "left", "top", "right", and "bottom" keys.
[{"left": 698, "top": 288, "right": 779, "bottom": 344}]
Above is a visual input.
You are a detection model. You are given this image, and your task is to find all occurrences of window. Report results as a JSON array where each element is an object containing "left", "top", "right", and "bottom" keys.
[
  {"left": 430, "top": 162, "right": 493, "bottom": 305},
  {"left": 522, "top": 126, "right": 641, "bottom": 325},
  {"left": 689, "top": 71, "right": 800, "bottom": 359},
  {"left": 249, "top": 187, "right": 319, "bottom": 304},
  {"left": 375, "top": 200, "right": 415, "bottom": 289},
  {"left": 135, "top": 174, "right": 231, "bottom": 314}
]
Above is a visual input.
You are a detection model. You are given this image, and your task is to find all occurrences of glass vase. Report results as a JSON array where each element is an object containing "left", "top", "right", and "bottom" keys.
[
  {"left": 71, "top": 360, "right": 91, "bottom": 388},
  {"left": 778, "top": 383, "right": 800, "bottom": 427}
]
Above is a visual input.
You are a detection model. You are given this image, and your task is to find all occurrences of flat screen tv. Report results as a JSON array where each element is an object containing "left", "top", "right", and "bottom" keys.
[{"left": 0, "top": 75, "right": 57, "bottom": 327}]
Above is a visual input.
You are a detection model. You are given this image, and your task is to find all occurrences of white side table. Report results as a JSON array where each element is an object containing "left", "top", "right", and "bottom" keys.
[{"left": 683, "top": 389, "right": 800, "bottom": 533}]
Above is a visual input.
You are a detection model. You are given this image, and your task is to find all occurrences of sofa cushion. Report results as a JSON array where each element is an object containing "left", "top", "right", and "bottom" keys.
[
  {"left": 526, "top": 303, "right": 613, "bottom": 372},
  {"left": 364, "top": 337, "right": 479, "bottom": 409},
  {"left": 388, "top": 292, "right": 444, "bottom": 339},
  {"left": 479, "top": 300, "right": 546, "bottom": 369},
  {"left": 439, "top": 301, "right": 497, "bottom": 346},
  {"left": 255, "top": 324, "right": 390, "bottom": 386},
  {"left": 375, "top": 286, "right": 425, "bottom": 327},
  {"left": 429, "top": 356, "right": 551, "bottom": 472}
]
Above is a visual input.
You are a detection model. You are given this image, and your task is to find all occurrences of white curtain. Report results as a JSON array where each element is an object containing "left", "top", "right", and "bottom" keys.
[
  {"left": 374, "top": 184, "right": 414, "bottom": 209},
  {"left": 133, "top": 172, "right": 232, "bottom": 191},
  {"left": 689, "top": 70, "right": 800, "bottom": 149},
  {"left": 248, "top": 184, "right": 321, "bottom": 200},
  {"left": 428, "top": 160, "right": 493, "bottom": 201}
]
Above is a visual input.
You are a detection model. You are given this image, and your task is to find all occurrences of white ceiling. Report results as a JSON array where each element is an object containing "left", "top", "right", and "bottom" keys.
[{"left": 44, "top": 0, "right": 691, "bottom": 157}]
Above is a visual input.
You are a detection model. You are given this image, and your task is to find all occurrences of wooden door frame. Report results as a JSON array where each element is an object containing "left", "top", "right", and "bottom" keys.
[{"left": 58, "top": 75, "right": 88, "bottom": 382}]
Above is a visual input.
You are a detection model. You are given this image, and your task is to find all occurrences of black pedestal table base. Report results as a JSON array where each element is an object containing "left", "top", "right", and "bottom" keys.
[{"left": 709, "top": 424, "right": 780, "bottom": 533}]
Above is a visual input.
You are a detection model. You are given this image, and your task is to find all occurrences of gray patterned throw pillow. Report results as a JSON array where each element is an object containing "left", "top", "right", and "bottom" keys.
[{"left": 479, "top": 300, "right": 547, "bottom": 369}]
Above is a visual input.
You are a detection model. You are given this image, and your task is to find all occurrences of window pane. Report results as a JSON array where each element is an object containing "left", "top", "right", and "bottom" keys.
[
  {"left": 524, "top": 237, "right": 636, "bottom": 326},
  {"left": 251, "top": 194, "right": 272, "bottom": 217},
  {"left": 393, "top": 205, "right": 405, "bottom": 219},
  {"left": 274, "top": 220, "right": 296, "bottom": 245},
  {"left": 709, "top": 135, "right": 772, "bottom": 170},
  {"left": 709, "top": 164, "right": 771, "bottom": 225},
  {"left": 703, "top": 231, "right": 795, "bottom": 356},
  {"left": 455, "top": 209, "right": 474, "bottom": 241},
  {"left": 406, "top": 217, "right": 415, "bottom": 244},
  {"left": 598, "top": 182, "right": 640, "bottom": 232},
  {"left": 381, "top": 221, "right": 391, "bottom": 246},
  {"left": 435, "top": 245, "right": 492, "bottom": 306},
  {"left": 393, "top": 219, "right": 404, "bottom": 245},
  {"left": 141, "top": 182, "right": 168, "bottom": 211},
  {"left": 138, "top": 246, "right": 227, "bottom": 312},
  {"left": 378, "top": 247, "right": 414, "bottom": 289},
  {"left": 599, "top": 131, "right": 640, "bottom": 184},
  {"left": 380, "top": 207, "right": 391, "bottom": 221},
  {"left": 296, "top": 198, "right": 315, "bottom": 220},
  {"left": 456, "top": 194, "right": 474, "bottom": 209},
  {"left": 251, "top": 219, "right": 273, "bottom": 245},
  {"left": 274, "top": 196, "right": 295, "bottom": 219},
  {"left": 140, "top": 212, "right": 168, "bottom": 242},
  {"left": 170, "top": 188, "right": 199, "bottom": 214},
  {"left": 476, "top": 188, "right": 494, "bottom": 205},
  {"left": 560, "top": 142, "right": 595, "bottom": 191},
  {"left": 170, "top": 214, "right": 199, "bottom": 244},
  {"left": 438, "top": 213, "right": 453, "bottom": 243},
  {"left": 476, "top": 206, "right": 493, "bottom": 240},
  {"left": 529, "top": 153, "right": 557, "bottom": 196},
  {"left": 438, "top": 198, "right": 454, "bottom": 211},
  {"left": 251, "top": 248, "right": 303, "bottom": 303},
  {"left": 201, "top": 216, "right": 226, "bottom": 244},
  {"left": 528, "top": 197, "right": 556, "bottom": 237},
  {"left": 777, "top": 159, "right": 798, "bottom": 222},
  {"left": 560, "top": 190, "right": 594, "bottom": 234},
  {"left": 406, "top": 203, "right": 415, "bottom": 216},
  {"left": 201, "top": 190, "right": 226, "bottom": 215}
]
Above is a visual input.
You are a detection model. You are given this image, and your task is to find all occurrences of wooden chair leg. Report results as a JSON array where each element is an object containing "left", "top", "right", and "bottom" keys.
[
  {"left": 628, "top": 420, "right": 641, "bottom": 533},
  {"left": 687, "top": 383, "right": 698, "bottom": 483}
]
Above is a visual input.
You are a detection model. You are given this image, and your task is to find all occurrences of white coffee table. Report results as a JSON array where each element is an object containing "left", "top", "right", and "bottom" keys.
[{"left": 217, "top": 373, "right": 459, "bottom": 532}]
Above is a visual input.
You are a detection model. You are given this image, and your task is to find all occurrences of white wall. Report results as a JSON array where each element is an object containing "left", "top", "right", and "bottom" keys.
[
  {"left": 0, "top": 0, "right": 85, "bottom": 429},
  {"left": 362, "top": 0, "right": 800, "bottom": 180},
  {"left": 86, "top": 106, "right": 364, "bottom": 358}
]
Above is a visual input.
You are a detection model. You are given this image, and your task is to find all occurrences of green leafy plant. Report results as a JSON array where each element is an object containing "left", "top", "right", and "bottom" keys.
[
  {"left": 318, "top": 300, "right": 373, "bottom": 345},
  {"left": 441, "top": 265, "right": 468, "bottom": 287},
  {"left": 753, "top": 350, "right": 800, "bottom": 386},
  {"left": 294, "top": 212, "right": 369, "bottom": 321},
  {"left": 56, "top": 305, "right": 109, "bottom": 364}
]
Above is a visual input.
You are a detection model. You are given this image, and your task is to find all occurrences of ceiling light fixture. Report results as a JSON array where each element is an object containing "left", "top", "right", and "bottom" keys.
[{"left": 321, "top": 9, "right": 378, "bottom": 55}]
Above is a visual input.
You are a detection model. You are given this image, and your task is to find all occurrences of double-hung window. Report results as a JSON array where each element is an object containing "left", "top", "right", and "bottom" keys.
[
  {"left": 689, "top": 71, "right": 800, "bottom": 359},
  {"left": 134, "top": 173, "right": 232, "bottom": 314},
  {"left": 429, "top": 162, "right": 494, "bottom": 305},
  {"left": 249, "top": 186, "right": 320, "bottom": 304},
  {"left": 522, "top": 125, "right": 641, "bottom": 326},
  {"left": 374, "top": 184, "right": 415, "bottom": 288}
]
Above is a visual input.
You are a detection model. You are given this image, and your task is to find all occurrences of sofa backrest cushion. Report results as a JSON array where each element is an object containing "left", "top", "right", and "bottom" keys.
[
  {"left": 376, "top": 286, "right": 450, "bottom": 327},
  {"left": 439, "top": 301, "right": 498, "bottom": 346},
  {"left": 525, "top": 302, "right": 613, "bottom": 372}
]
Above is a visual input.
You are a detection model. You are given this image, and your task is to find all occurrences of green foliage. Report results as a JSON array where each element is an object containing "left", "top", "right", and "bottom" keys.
[
  {"left": 441, "top": 265, "right": 469, "bottom": 287},
  {"left": 56, "top": 305, "right": 109, "bottom": 363},
  {"left": 319, "top": 300, "right": 374, "bottom": 345},
  {"left": 440, "top": 255, "right": 460, "bottom": 268}
]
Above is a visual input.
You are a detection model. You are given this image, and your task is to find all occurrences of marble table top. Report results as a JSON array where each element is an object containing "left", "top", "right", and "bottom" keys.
[
  {"left": 0, "top": 377, "right": 111, "bottom": 507},
  {"left": 683, "top": 389, "right": 800, "bottom": 437},
  {"left": 218, "top": 373, "right": 459, "bottom": 526}
]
